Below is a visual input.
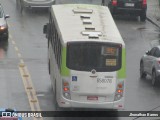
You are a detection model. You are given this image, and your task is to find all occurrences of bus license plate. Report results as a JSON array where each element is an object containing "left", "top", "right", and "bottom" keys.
[
  {"left": 97, "top": 78, "right": 112, "bottom": 83},
  {"left": 125, "top": 3, "right": 134, "bottom": 7},
  {"left": 87, "top": 96, "right": 98, "bottom": 100}
]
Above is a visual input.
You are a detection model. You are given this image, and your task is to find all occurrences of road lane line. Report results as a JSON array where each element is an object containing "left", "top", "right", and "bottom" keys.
[
  {"left": 11, "top": 40, "right": 16, "bottom": 45},
  {"left": 17, "top": 53, "right": 22, "bottom": 58},
  {"left": 9, "top": 35, "right": 12, "bottom": 39},
  {"left": 19, "top": 64, "right": 43, "bottom": 120},
  {"left": 14, "top": 47, "right": 19, "bottom": 52},
  {"left": 9, "top": 36, "right": 44, "bottom": 120},
  {"left": 20, "top": 65, "right": 38, "bottom": 105},
  {"left": 20, "top": 59, "right": 24, "bottom": 64}
]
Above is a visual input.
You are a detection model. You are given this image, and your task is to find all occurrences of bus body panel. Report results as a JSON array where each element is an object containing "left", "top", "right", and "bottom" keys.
[
  {"left": 49, "top": 42, "right": 56, "bottom": 92},
  {"left": 56, "top": 94, "right": 124, "bottom": 109},
  {"left": 70, "top": 70, "right": 116, "bottom": 102}
]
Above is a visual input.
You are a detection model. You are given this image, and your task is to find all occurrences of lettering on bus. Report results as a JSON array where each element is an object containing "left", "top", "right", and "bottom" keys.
[
  {"left": 106, "top": 59, "right": 117, "bottom": 66},
  {"left": 102, "top": 47, "right": 118, "bottom": 56}
]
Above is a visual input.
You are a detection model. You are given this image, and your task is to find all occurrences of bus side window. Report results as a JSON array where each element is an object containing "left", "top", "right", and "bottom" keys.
[
  {"left": 43, "top": 24, "right": 48, "bottom": 34},
  {"left": 57, "top": 38, "right": 62, "bottom": 70}
]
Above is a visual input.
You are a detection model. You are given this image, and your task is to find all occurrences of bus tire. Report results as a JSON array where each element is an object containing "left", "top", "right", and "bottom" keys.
[
  {"left": 53, "top": 80, "right": 58, "bottom": 110},
  {"left": 54, "top": 81, "right": 64, "bottom": 111}
]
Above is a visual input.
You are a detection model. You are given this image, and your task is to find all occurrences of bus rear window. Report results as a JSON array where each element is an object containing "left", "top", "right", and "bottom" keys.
[{"left": 67, "top": 42, "right": 122, "bottom": 72}]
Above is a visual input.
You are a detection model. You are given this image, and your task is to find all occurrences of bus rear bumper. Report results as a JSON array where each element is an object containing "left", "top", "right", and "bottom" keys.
[{"left": 57, "top": 97, "right": 124, "bottom": 110}]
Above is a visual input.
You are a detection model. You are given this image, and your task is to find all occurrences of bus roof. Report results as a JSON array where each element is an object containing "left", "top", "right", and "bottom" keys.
[{"left": 51, "top": 4, "right": 125, "bottom": 45}]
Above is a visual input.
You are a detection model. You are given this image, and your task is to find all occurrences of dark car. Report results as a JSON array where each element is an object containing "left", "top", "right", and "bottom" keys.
[
  {"left": 0, "top": 4, "right": 9, "bottom": 40},
  {"left": 108, "top": 0, "right": 147, "bottom": 21}
]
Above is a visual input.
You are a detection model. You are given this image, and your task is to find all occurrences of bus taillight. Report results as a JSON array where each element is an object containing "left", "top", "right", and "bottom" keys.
[
  {"left": 64, "top": 87, "right": 69, "bottom": 91},
  {"left": 117, "top": 89, "right": 123, "bottom": 93},
  {"left": 114, "top": 81, "right": 124, "bottom": 101},
  {"left": 62, "top": 79, "right": 71, "bottom": 99},
  {"left": 63, "top": 82, "right": 69, "bottom": 86},
  {"left": 118, "top": 83, "right": 123, "bottom": 88}
]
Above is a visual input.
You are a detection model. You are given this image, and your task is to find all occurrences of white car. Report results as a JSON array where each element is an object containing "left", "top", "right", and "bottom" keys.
[
  {"left": 140, "top": 46, "right": 160, "bottom": 86},
  {"left": 0, "top": 4, "right": 9, "bottom": 40}
]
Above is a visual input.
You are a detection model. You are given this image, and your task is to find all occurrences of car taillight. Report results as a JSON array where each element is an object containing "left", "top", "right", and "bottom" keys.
[
  {"left": 142, "top": 0, "right": 147, "bottom": 8},
  {"left": 112, "top": 0, "right": 117, "bottom": 6}
]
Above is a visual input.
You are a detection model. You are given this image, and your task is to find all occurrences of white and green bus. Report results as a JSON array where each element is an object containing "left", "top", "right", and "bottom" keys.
[{"left": 43, "top": 4, "right": 126, "bottom": 109}]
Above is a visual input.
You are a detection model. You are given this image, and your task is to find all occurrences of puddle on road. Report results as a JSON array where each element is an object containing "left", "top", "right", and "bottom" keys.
[
  {"left": 36, "top": 92, "right": 45, "bottom": 97},
  {"left": 136, "top": 27, "right": 160, "bottom": 48},
  {"left": 150, "top": 39, "right": 160, "bottom": 47},
  {"left": 0, "top": 40, "right": 8, "bottom": 60},
  {"left": 36, "top": 92, "right": 47, "bottom": 97},
  {"left": 37, "top": 94, "right": 45, "bottom": 97},
  {"left": 137, "top": 27, "right": 160, "bottom": 34},
  {"left": 136, "top": 27, "right": 160, "bottom": 47}
]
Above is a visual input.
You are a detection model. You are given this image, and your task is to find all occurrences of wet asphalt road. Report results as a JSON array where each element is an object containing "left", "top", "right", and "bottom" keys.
[{"left": 0, "top": 0, "right": 160, "bottom": 120}]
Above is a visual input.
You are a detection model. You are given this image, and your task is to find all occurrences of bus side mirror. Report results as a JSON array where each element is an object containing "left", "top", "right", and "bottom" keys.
[{"left": 43, "top": 24, "right": 47, "bottom": 34}]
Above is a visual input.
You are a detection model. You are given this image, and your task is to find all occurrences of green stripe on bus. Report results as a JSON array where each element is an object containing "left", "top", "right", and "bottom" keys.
[
  {"left": 118, "top": 48, "right": 126, "bottom": 79},
  {"left": 61, "top": 47, "right": 70, "bottom": 76}
]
